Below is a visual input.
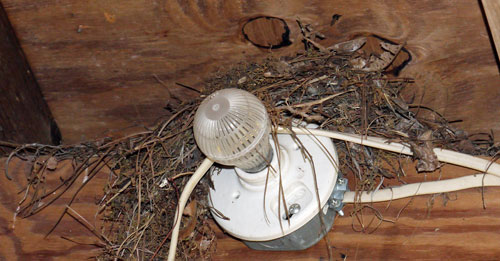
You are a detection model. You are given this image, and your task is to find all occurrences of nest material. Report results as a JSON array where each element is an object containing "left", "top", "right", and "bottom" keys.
[{"left": 2, "top": 24, "right": 499, "bottom": 260}]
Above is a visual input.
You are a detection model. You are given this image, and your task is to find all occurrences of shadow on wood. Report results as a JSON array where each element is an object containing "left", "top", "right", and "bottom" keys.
[{"left": 0, "top": 2, "right": 60, "bottom": 145}]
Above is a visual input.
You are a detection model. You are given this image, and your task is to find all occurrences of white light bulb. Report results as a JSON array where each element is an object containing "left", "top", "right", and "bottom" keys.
[{"left": 193, "top": 88, "right": 272, "bottom": 172}]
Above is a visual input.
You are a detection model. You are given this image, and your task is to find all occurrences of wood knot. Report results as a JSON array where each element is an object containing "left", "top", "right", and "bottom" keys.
[{"left": 242, "top": 16, "right": 292, "bottom": 49}]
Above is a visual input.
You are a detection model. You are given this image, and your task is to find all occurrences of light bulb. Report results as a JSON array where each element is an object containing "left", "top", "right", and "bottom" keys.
[{"left": 193, "top": 88, "right": 272, "bottom": 172}]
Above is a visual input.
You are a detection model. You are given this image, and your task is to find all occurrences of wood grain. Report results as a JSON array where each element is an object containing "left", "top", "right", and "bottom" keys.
[
  {"left": 1, "top": 0, "right": 498, "bottom": 143},
  {"left": 0, "top": 158, "right": 106, "bottom": 261},
  {"left": 0, "top": 2, "right": 60, "bottom": 144},
  {"left": 2, "top": 156, "right": 500, "bottom": 260}
]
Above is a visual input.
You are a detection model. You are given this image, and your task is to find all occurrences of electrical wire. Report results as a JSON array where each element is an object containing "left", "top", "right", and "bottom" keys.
[
  {"left": 277, "top": 127, "right": 500, "bottom": 177},
  {"left": 167, "top": 158, "right": 214, "bottom": 261},
  {"left": 342, "top": 173, "right": 500, "bottom": 203}
]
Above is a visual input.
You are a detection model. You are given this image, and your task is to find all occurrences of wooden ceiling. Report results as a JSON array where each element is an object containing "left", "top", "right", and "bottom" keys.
[{"left": 2, "top": 0, "right": 499, "bottom": 143}]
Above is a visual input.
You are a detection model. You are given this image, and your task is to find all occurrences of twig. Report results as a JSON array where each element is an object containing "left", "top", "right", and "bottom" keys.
[
  {"left": 289, "top": 90, "right": 352, "bottom": 108},
  {"left": 170, "top": 171, "right": 194, "bottom": 180},
  {"left": 66, "top": 204, "right": 112, "bottom": 244},
  {"left": 98, "top": 180, "right": 132, "bottom": 213}
]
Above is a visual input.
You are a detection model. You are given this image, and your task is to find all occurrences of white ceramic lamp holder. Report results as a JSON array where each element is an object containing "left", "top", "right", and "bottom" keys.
[{"left": 193, "top": 88, "right": 342, "bottom": 247}]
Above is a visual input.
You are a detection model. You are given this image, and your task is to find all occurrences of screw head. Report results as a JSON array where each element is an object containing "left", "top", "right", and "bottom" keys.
[
  {"left": 289, "top": 203, "right": 301, "bottom": 215},
  {"left": 283, "top": 203, "right": 301, "bottom": 220},
  {"left": 329, "top": 199, "right": 340, "bottom": 208}
]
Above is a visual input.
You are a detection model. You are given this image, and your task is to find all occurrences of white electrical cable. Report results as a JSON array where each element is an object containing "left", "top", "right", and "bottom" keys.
[
  {"left": 342, "top": 173, "right": 500, "bottom": 203},
  {"left": 277, "top": 127, "right": 500, "bottom": 177},
  {"left": 167, "top": 158, "right": 214, "bottom": 261}
]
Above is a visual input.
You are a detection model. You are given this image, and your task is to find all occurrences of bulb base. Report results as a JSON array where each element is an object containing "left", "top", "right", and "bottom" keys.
[{"left": 238, "top": 146, "right": 274, "bottom": 173}]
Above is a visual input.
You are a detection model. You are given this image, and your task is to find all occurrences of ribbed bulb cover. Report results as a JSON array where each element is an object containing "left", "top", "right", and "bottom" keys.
[{"left": 193, "top": 88, "right": 272, "bottom": 172}]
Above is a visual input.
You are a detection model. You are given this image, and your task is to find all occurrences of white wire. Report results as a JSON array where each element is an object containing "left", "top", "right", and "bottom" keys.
[
  {"left": 277, "top": 126, "right": 500, "bottom": 177},
  {"left": 167, "top": 158, "right": 214, "bottom": 261},
  {"left": 343, "top": 173, "right": 500, "bottom": 203}
]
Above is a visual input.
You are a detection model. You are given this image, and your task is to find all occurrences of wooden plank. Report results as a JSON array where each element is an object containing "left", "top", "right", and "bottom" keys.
[
  {"left": 0, "top": 2, "right": 60, "bottom": 144},
  {"left": 482, "top": 0, "right": 500, "bottom": 59},
  {"left": 0, "top": 157, "right": 105, "bottom": 260},
  {"left": 2, "top": 157, "right": 500, "bottom": 260},
  {"left": 1, "top": 0, "right": 498, "bottom": 143}
]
